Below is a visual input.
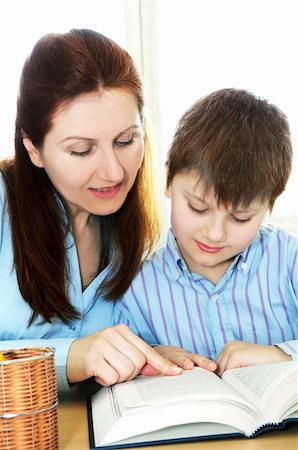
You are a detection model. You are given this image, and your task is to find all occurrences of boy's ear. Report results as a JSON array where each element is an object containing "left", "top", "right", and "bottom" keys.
[
  {"left": 22, "top": 136, "right": 44, "bottom": 168},
  {"left": 164, "top": 161, "right": 171, "bottom": 198},
  {"left": 165, "top": 183, "right": 171, "bottom": 199}
]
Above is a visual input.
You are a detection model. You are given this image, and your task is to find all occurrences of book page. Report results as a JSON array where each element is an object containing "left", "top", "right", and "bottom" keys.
[
  {"left": 114, "top": 367, "right": 251, "bottom": 409},
  {"left": 222, "top": 361, "right": 298, "bottom": 419},
  {"left": 92, "top": 369, "right": 260, "bottom": 445}
]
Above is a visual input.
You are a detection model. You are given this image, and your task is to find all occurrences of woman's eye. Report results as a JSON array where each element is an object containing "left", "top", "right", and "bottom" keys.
[
  {"left": 115, "top": 136, "right": 134, "bottom": 147},
  {"left": 70, "top": 148, "right": 92, "bottom": 157},
  {"left": 188, "top": 204, "right": 207, "bottom": 214}
]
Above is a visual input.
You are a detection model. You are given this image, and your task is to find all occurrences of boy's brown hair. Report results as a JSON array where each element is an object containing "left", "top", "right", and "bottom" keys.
[{"left": 166, "top": 88, "right": 292, "bottom": 211}]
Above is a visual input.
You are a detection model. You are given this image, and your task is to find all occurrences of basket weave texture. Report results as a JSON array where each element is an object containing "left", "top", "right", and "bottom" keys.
[{"left": 0, "top": 347, "right": 58, "bottom": 450}]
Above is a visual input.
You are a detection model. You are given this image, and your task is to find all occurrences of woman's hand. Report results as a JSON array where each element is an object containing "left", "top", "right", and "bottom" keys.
[
  {"left": 216, "top": 341, "right": 292, "bottom": 377},
  {"left": 141, "top": 346, "right": 217, "bottom": 376},
  {"left": 66, "top": 325, "right": 182, "bottom": 386}
]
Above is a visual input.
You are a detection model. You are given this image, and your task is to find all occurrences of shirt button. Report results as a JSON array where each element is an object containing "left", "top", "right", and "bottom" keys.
[
  {"left": 241, "top": 262, "right": 247, "bottom": 270},
  {"left": 211, "top": 294, "right": 218, "bottom": 302},
  {"left": 69, "top": 325, "right": 75, "bottom": 332}
]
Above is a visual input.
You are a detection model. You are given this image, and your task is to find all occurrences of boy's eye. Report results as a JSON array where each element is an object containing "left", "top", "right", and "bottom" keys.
[
  {"left": 231, "top": 215, "right": 251, "bottom": 224},
  {"left": 188, "top": 203, "right": 207, "bottom": 214}
]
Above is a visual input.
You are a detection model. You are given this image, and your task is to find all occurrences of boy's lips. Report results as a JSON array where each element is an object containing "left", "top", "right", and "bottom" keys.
[{"left": 195, "top": 240, "right": 224, "bottom": 253}]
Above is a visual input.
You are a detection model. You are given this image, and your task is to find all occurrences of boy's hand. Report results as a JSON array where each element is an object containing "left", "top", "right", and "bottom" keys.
[
  {"left": 141, "top": 345, "right": 217, "bottom": 376},
  {"left": 216, "top": 341, "right": 292, "bottom": 377}
]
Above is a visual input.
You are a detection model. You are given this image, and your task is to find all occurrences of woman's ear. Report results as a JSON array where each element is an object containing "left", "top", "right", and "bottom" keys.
[{"left": 22, "top": 136, "right": 44, "bottom": 168}]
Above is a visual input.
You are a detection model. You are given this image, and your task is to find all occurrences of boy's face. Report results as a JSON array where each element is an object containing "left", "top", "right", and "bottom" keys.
[{"left": 165, "top": 172, "right": 269, "bottom": 283}]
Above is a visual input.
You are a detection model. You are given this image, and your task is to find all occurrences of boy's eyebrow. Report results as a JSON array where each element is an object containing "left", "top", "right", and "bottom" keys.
[
  {"left": 187, "top": 190, "right": 262, "bottom": 213},
  {"left": 186, "top": 191, "right": 208, "bottom": 204},
  {"left": 233, "top": 208, "right": 260, "bottom": 214}
]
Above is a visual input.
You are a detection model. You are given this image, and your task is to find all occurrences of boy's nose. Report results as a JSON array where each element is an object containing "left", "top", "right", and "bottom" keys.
[{"left": 203, "top": 217, "right": 227, "bottom": 243}]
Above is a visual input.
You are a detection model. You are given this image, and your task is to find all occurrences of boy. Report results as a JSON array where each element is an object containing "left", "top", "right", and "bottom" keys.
[{"left": 114, "top": 88, "right": 297, "bottom": 376}]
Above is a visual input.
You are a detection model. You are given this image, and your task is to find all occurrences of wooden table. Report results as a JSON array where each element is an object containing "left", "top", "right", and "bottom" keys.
[{"left": 58, "top": 385, "right": 298, "bottom": 450}]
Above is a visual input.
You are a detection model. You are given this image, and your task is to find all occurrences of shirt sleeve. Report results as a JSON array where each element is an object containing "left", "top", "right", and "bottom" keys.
[
  {"left": 0, "top": 173, "right": 6, "bottom": 248},
  {"left": 113, "top": 301, "right": 140, "bottom": 335},
  {"left": 275, "top": 340, "right": 298, "bottom": 361},
  {"left": 0, "top": 338, "right": 75, "bottom": 391},
  {"left": 113, "top": 298, "right": 160, "bottom": 347}
]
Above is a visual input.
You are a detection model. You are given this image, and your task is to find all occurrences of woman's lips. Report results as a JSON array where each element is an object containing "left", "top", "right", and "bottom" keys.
[
  {"left": 195, "top": 240, "right": 223, "bottom": 253},
  {"left": 89, "top": 183, "right": 122, "bottom": 199}
]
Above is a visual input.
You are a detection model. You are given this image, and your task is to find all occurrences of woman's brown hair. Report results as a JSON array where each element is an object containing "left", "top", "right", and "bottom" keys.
[
  {"left": 1, "top": 29, "right": 160, "bottom": 324},
  {"left": 166, "top": 88, "right": 292, "bottom": 211}
]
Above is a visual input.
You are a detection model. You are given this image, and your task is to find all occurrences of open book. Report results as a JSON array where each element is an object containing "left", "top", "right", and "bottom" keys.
[{"left": 87, "top": 360, "right": 298, "bottom": 449}]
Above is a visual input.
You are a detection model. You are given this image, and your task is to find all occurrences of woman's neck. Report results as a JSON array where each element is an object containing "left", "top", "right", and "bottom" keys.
[{"left": 71, "top": 214, "right": 101, "bottom": 290}]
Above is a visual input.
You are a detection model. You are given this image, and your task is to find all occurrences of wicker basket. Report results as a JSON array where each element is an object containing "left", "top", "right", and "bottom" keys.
[{"left": 0, "top": 347, "right": 58, "bottom": 450}]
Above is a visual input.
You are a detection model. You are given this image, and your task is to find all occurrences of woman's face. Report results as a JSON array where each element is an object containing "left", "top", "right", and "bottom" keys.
[{"left": 24, "top": 89, "right": 144, "bottom": 219}]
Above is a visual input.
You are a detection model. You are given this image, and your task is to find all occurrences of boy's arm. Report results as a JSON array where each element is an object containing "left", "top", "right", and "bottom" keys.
[
  {"left": 114, "top": 301, "right": 217, "bottom": 373},
  {"left": 114, "top": 299, "right": 159, "bottom": 345},
  {"left": 113, "top": 300, "right": 152, "bottom": 340},
  {"left": 275, "top": 340, "right": 298, "bottom": 360}
]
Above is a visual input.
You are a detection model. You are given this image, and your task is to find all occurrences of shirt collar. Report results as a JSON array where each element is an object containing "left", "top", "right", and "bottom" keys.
[
  {"left": 164, "top": 229, "right": 187, "bottom": 280},
  {"left": 234, "top": 230, "right": 262, "bottom": 276},
  {"left": 164, "top": 227, "right": 263, "bottom": 280}
]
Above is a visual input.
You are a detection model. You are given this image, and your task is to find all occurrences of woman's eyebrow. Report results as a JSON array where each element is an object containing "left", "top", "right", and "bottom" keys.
[
  {"left": 58, "top": 136, "right": 96, "bottom": 144},
  {"left": 58, "top": 125, "right": 141, "bottom": 145},
  {"left": 115, "top": 125, "right": 141, "bottom": 137}
]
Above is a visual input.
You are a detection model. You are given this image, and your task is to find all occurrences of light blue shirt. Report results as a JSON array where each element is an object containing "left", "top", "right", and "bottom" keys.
[
  {"left": 0, "top": 175, "right": 115, "bottom": 391},
  {"left": 115, "top": 226, "right": 298, "bottom": 361}
]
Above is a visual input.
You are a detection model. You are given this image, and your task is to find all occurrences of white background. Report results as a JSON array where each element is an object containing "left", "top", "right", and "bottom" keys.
[{"left": 0, "top": 0, "right": 296, "bottom": 233}]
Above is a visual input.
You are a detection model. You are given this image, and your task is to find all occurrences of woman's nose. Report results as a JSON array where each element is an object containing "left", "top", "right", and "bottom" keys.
[{"left": 94, "top": 147, "right": 124, "bottom": 182}]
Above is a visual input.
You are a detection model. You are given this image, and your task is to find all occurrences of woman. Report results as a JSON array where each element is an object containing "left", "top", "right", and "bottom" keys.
[{"left": 0, "top": 29, "right": 215, "bottom": 391}]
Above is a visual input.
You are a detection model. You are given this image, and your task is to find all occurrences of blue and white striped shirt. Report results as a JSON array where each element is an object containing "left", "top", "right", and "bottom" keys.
[{"left": 114, "top": 225, "right": 298, "bottom": 360}]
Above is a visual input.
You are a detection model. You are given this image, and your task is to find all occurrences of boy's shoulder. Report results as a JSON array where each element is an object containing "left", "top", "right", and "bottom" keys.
[
  {"left": 137, "top": 229, "right": 180, "bottom": 276},
  {"left": 260, "top": 222, "right": 297, "bottom": 241},
  {"left": 141, "top": 243, "right": 167, "bottom": 269},
  {"left": 257, "top": 223, "right": 298, "bottom": 259}
]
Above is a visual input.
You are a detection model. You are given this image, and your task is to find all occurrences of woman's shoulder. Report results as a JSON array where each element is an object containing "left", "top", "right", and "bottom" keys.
[
  {"left": 0, "top": 168, "right": 10, "bottom": 250},
  {"left": 0, "top": 159, "right": 16, "bottom": 208},
  {"left": 0, "top": 169, "right": 7, "bottom": 207}
]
